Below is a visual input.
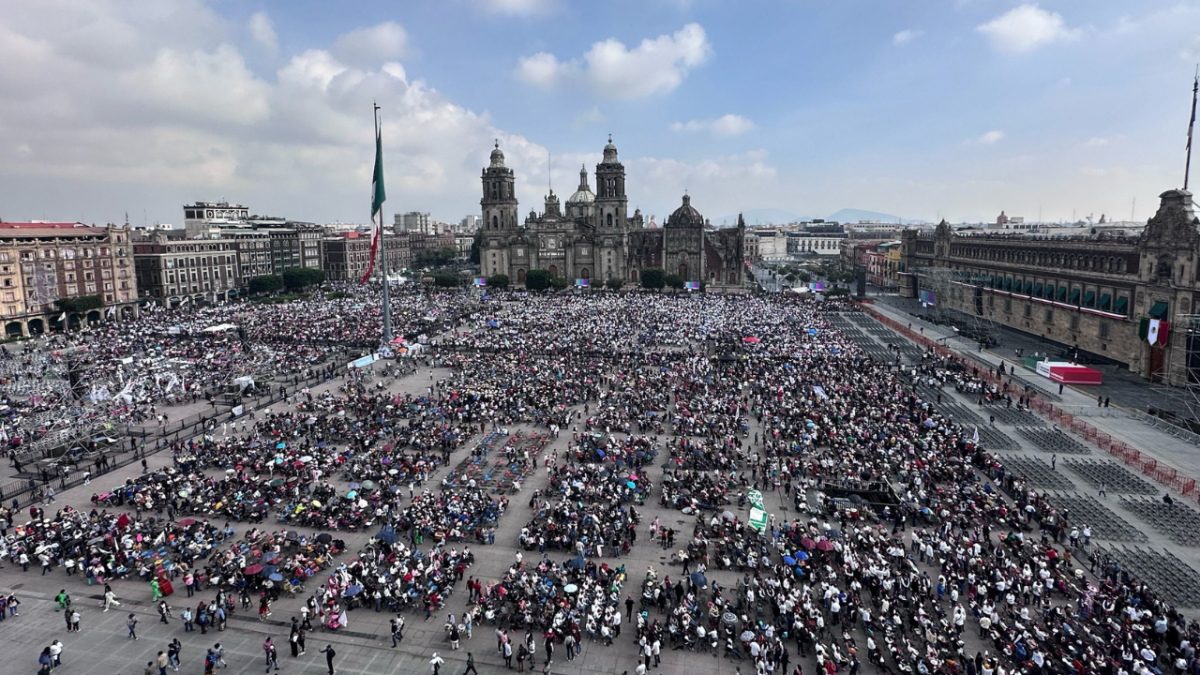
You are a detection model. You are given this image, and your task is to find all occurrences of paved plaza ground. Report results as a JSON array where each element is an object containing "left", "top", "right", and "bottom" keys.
[{"left": 4, "top": 296, "right": 1200, "bottom": 675}]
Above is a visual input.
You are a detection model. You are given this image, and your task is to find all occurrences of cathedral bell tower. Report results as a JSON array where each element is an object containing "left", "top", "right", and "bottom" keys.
[
  {"left": 595, "top": 135, "right": 627, "bottom": 229},
  {"left": 481, "top": 140, "right": 518, "bottom": 232}
]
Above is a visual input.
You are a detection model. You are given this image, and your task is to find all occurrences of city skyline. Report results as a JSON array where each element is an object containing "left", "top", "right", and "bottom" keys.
[{"left": 2, "top": 1, "right": 1200, "bottom": 226}]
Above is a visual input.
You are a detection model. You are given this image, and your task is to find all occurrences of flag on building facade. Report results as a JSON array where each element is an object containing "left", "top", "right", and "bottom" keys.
[{"left": 360, "top": 124, "right": 387, "bottom": 284}]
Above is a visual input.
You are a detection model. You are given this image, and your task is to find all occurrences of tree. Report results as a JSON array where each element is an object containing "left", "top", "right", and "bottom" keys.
[
  {"left": 415, "top": 246, "right": 459, "bottom": 269},
  {"left": 434, "top": 272, "right": 459, "bottom": 287},
  {"left": 550, "top": 277, "right": 569, "bottom": 290},
  {"left": 487, "top": 274, "right": 510, "bottom": 289},
  {"left": 282, "top": 268, "right": 324, "bottom": 290},
  {"left": 605, "top": 278, "right": 624, "bottom": 291},
  {"left": 524, "top": 269, "right": 552, "bottom": 291},
  {"left": 639, "top": 268, "right": 666, "bottom": 290},
  {"left": 54, "top": 295, "right": 103, "bottom": 313},
  {"left": 469, "top": 230, "right": 483, "bottom": 265},
  {"left": 785, "top": 273, "right": 797, "bottom": 284},
  {"left": 664, "top": 273, "right": 685, "bottom": 290},
  {"left": 797, "top": 271, "right": 812, "bottom": 284},
  {"left": 248, "top": 275, "right": 284, "bottom": 295}
]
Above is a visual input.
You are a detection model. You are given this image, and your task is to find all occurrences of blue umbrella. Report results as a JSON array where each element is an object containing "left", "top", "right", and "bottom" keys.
[
  {"left": 276, "top": 442, "right": 286, "bottom": 449},
  {"left": 596, "top": 449, "right": 606, "bottom": 458},
  {"left": 567, "top": 555, "right": 586, "bottom": 570},
  {"left": 344, "top": 585, "right": 363, "bottom": 597},
  {"left": 808, "top": 329, "right": 818, "bottom": 335},
  {"left": 783, "top": 556, "right": 797, "bottom": 566},
  {"left": 690, "top": 572, "right": 707, "bottom": 588},
  {"left": 827, "top": 529, "right": 841, "bottom": 539},
  {"left": 488, "top": 320, "right": 499, "bottom": 328},
  {"left": 626, "top": 481, "right": 636, "bottom": 489},
  {"left": 376, "top": 528, "right": 399, "bottom": 545},
  {"left": 795, "top": 551, "right": 809, "bottom": 560}
]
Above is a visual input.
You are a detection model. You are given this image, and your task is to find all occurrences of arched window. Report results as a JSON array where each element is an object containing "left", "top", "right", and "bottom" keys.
[
  {"left": 606, "top": 213, "right": 613, "bottom": 228},
  {"left": 678, "top": 264, "right": 688, "bottom": 280},
  {"left": 517, "top": 269, "right": 526, "bottom": 283},
  {"left": 579, "top": 268, "right": 589, "bottom": 280},
  {"left": 549, "top": 265, "right": 558, "bottom": 278},
  {"left": 491, "top": 216, "right": 498, "bottom": 230},
  {"left": 490, "top": 184, "right": 498, "bottom": 200}
]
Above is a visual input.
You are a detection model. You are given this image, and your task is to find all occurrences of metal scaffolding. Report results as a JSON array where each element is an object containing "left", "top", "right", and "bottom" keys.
[
  {"left": 913, "top": 266, "right": 1001, "bottom": 348},
  {"left": 1149, "top": 313, "right": 1200, "bottom": 425}
]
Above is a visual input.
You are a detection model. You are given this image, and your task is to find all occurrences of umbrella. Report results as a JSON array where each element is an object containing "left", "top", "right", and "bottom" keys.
[
  {"left": 177, "top": 518, "right": 196, "bottom": 527},
  {"left": 285, "top": 531, "right": 298, "bottom": 540},
  {"left": 269, "top": 479, "right": 283, "bottom": 487},
  {"left": 690, "top": 572, "right": 707, "bottom": 588},
  {"left": 740, "top": 630, "right": 756, "bottom": 642},
  {"left": 742, "top": 337, "right": 760, "bottom": 344},
  {"left": 311, "top": 500, "right": 322, "bottom": 508},
  {"left": 567, "top": 556, "right": 586, "bottom": 570},
  {"left": 801, "top": 538, "right": 816, "bottom": 549},
  {"left": 816, "top": 540, "right": 834, "bottom": 551},
  {"left": 177, "top": 490, "right": 190, "bottom": 498},
  {"left": 826, "top": 529, "right": 841, "bottom": 539},
  {"left": 244, "top": 564, "right": 263, "bottom": 575},
  {"left": 722, "top": 511, "right": 735, "bottom": 520},
  {"left": 376, "top": 529, "right": 399, "bottom": 545},
  {"left": 783, "top": 556, "right": 797, "bottom": 566},
  {"left": 348, "top": 482, "right": 361, "bottom": 490},
  {"left": 261, "top": 552, "right": 278, "bottom": 563},
  {"left": 152, "top": 474, "right": 170, "bottom": 483},
  {"left": 300, "top": 456, "right": 313, "bottom": 463},
  {"left": 276, "top": 442, "right": 286, "bottom": 449},
  {"left": 344, "top": 585, "right": 363, "bottom": 597},
  {"left": 563, "top": 584, "right": 578, "bottom": 594},
  {"left": 794, "top": 551, "right": 809, "bottom": 560},
  {"left": 361, "top": 480, "right": 376, "bottom": 490},
  {"left": 261, "top": 565, "right": 277, "bottom": 576},
  {"left": 315, "top": 533, "right": 332, "bottom": 544},
  {"left": 268, "top": 573, "right": 283, "bottom": 582},
  {"left": 722, "top": 612, "right": 739, "bottom": 625},
  {"left": 345, "top": 491, "right": 357, "bottom": 499},
  {"left": 626, "top": 481, "right": 636, "bottom": 489}
]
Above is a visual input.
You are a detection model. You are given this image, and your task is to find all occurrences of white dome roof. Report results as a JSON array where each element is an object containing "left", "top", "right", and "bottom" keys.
[{"left": 567, "top": 164, "right": 594, "bottom": 204}]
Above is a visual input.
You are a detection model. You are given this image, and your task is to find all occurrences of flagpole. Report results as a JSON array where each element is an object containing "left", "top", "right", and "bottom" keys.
[
  {"left": 1187, "top": 67, "right": 1198, "bottom": 191},
  {"left": 376, "top": 102, "right": 393, "bottom": 345}
]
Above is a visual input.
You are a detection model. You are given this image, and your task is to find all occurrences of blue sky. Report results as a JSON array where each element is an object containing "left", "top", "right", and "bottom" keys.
[{"left": 2, "top": 0, "right": 1200, "bottom": 226}]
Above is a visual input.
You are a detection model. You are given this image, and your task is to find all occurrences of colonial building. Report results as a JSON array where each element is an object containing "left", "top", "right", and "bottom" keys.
[
  {"left": 0, "top": 222, "right": 138, "bottom": 336},
  {"left": 478, "top": 138, "right": 745, "bottom": 291},
  {"left": 900, "top": 189, "right": 1200, "bottom": 384},
  {"left": 133, "top": 230, "right": 240, "bottom": 306}
]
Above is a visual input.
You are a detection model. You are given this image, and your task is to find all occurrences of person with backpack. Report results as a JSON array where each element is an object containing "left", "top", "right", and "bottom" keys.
[
  {"left": 127, "top": 613, "right": 139, "bottom": 640},
  {"left": 320, "top": 645, "right": 336, "bottom": 675}
]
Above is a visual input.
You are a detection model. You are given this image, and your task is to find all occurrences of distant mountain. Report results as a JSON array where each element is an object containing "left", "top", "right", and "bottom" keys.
[
  {"left": 711, "top": 208, "right": 810, "bottom": 227},
  {"left": 827, "top": 208, "right": 917, "bottom": 224}
]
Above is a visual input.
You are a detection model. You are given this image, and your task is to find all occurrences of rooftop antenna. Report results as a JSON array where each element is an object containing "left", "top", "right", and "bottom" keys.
[
  {"left": 1187, "top": 65, "right": 1199, "bottom": 190},
  {"left": 548, "top": 151, "right": 552, "bottom": 195}
]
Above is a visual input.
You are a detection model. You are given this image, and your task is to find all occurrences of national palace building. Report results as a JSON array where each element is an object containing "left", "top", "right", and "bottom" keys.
[{"left": 900, "top": 188, "right": 1200, "bottom": 385}]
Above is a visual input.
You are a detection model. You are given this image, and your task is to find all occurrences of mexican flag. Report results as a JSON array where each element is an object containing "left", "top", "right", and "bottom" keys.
[
  {"left": 360, "top": 124, "right": 386, "bottom": 284},
  {"left": 1139, "top": 318, "right": 1171, "bottom": 346}
]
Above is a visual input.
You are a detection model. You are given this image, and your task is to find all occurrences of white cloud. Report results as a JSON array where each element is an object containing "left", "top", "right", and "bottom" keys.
[
  {"left": 514, "top": 52, "right": 574, "bottom": 90},
  {"left": 475, "top": 0, "right": 559, "bottom": 16},
  {"left": 976, "top": 5, "right": 1081, "bottom": 54},
  {"left": 248, "top": 11, "right": 277, "bottom": 53},
  {"left": 333, "top": 21, "right": 410, "bottom": 66},
  {"left": 670, "top": 114, "right": 755, "bottom": 137},
  {"left": 120, "top": 44, "right": 271, "bottom": 126},
  {"left": 15, "top": 144, "right": 32, "bottom": 157},
  {"left": 572, "top": 106, "right": 605, "bottom": 129},
  {"left": 1083, "top": 137, "right": 1109, "bottom": 147},
  {"left": 515, "top": 23, "right": 712, "bottom": 99},
  {"left": 893, "top": 30, "right": 923, "bottom": 46},
  {"left": 978, "top": 130, "right": 1005, "bottom": 144}
]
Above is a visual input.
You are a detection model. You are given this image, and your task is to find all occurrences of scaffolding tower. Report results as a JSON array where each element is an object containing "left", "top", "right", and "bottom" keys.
[
  {"left": 913, "top": 266, "right": 1002, "bottom": 347},
  {"left": 1150, "top": 313, "right": 1200, "bottom": 426}
]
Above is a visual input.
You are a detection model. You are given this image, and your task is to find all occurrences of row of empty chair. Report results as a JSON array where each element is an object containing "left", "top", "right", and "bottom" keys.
[
  {"left": 997, "top": 454, "right": 1076, "bottom": 490},
  {"left": 1045, "top": 492, "right": 1148, "bottom": 543},
  {"left": 1015, "top": 426, "right": 1091, "bottom": 455},
  {"left": 1099, "top": 545, "right": 1200, "bottom": 608},
  {"left": 1119, "top": 496, "right": 1200, "bottom": 547},
  {"left": 1061, "top": 459, "right": 1157, "bottom": 494}
]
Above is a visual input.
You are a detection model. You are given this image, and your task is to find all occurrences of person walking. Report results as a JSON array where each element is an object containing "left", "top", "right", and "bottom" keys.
[
  {"left": 37, "top": 648, "right": 53, "bottom": 675},
  {"left": 49, "top": 640, "right": 63, "bottom": 667},
  {"left": 127, "top": 614, "right": 139, "bottom": 640},
  {"left": 430, "top": 652, "right": 445, "bottom": 675},
  {"left": 320, "top": 645, "right": 336, "bottom": 675},
  {"left": 151, "top": 578, "right": 162, "bottom": 602},
  {"left": 263, "top": 638, "right": 279, "bottom": 672},
  {"left": 156, "top": 651, "right": 169, "bottom": 675},
  {"left": 159, "top": 600, "right": 171, "bottom": 624},
  {"left": 464, "top": 653, "right": 479, "bottom": 675},
  {"left": 212, "top": 644, "right": 227, "bottom": 669},
  {"left": 167, "top": 639, "right": 182, "bottom": 671},
  {"left": 103, "top": 585, "right": 120, "bottom": 611}
]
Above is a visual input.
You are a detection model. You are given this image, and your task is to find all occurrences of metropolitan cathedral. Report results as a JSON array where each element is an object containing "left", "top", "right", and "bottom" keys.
[{"left": 478, "top": 137, "right": 745, "bottom": 291}]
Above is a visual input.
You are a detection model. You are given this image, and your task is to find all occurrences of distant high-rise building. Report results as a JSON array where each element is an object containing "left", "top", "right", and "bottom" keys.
[
  {"left": 461, "top": 215, "right": 481, "bottom": 232},
  {"left": 395, "top": 212, "right": 431, "bottom": 235}
]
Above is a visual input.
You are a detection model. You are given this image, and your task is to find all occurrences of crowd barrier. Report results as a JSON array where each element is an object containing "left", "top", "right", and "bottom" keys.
[{"left": 851, "top": 301, "right": 1200, "bottom": 506}]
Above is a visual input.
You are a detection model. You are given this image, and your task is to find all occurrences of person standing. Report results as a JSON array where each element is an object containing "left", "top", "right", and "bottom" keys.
[
  {"left": 319, "top": 645, "right": 337, "bottom": 675},
  {"left": 69, "top": 609, "right": 80, "bottom": 633},
  {"left": 127, "top": 614, "right": 139, "bottom": 640},
  {"left": 289, "top": 628, "right": 300, "bottom": 658},
  {"left": 49, "top": 640, "right": 63, "bottom": 667},
  {"left": 296, "top": 629, "right": 306, "bottom": 656}
]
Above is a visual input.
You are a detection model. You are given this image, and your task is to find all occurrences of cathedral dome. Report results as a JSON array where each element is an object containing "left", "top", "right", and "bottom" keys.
[
  {"left": 489, "top": 141, "right": 505, "bottom": 168},
  {"left": 602, "top": 135, "right": 618, "bottom": 163},
  {"left": 668, "top": 193, "right": 703, "bottom": 227},
  {"left": 567, "top": 165, "right": 595, "bottom": 204}
]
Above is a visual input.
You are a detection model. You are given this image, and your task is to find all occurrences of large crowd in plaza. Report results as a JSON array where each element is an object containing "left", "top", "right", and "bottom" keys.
[{"left": 0, "top": 285, "right": 1196, "bottom": 675}]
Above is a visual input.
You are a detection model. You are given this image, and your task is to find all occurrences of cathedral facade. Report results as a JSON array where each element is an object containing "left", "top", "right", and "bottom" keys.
[{"left": 479, "top": 138, "right": 745, "bottom": 291}]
